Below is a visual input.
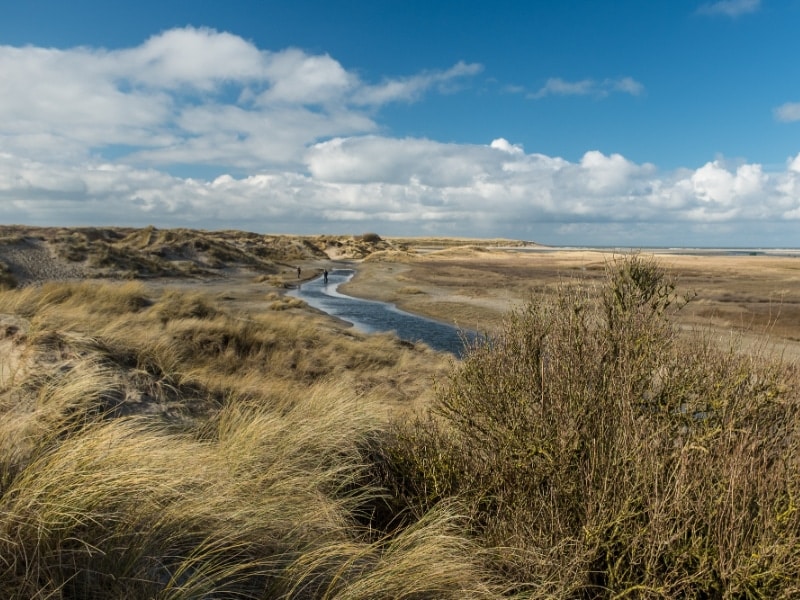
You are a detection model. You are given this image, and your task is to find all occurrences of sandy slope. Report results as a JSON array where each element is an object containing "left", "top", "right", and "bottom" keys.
[{"left": 0, "top": 237, "right": 87, "bottom": 285}]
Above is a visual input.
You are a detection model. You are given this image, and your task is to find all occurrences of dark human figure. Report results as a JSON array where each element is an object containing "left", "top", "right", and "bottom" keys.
[
  {"left": 323, "top": 269, "right": 328, "bottom": 284},
  {"left": 297, "top": 266, "right": 301, "bottom": 278}
]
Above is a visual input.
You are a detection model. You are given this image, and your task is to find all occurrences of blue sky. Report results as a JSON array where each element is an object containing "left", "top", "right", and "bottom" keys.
[{"left": 1, "top": 0, "right": 799, "bottom": 246}]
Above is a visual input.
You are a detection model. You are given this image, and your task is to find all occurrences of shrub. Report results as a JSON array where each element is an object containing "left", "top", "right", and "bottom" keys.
[
  {"left": 0, "top": 260, "right": 17, "bottom": 290},
  {"left": 383, "top": 254, "right": 800, "bottom": 598}
]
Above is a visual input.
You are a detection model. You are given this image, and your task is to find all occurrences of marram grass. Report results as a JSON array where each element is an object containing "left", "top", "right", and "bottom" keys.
[
  {"left": 1, "top": 257, "right": 799, "bottom": 597},
  {"left": 0, "top": 278, "right": 488, "bottom": 598}
]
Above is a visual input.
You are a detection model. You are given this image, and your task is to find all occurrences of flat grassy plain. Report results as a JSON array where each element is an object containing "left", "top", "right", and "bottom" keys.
[
  {"left": 342, "top": 244, "right": 800, "bottom": 360},
  {"left": 0, "top": 227, "right": 798, "bottom": 597}
]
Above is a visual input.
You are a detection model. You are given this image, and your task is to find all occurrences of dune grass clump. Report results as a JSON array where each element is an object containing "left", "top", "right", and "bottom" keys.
[
  {"left": 269, "top": 296, "right": 306, "bottom": 310},
  {"left": 0, "top": 382, "right": 492, "bottom": 598},
  {"left": 1, "top": 379, "right": 414, "bottom": 598},
  {"left": 0, "top": 280, "right": 150, "bottom": 319},
  {"left": 154, "top": 288, "right": 219, "bottom": 323},
  {"left": 382, "top": 254, "right": 800, "bottom": 598}
]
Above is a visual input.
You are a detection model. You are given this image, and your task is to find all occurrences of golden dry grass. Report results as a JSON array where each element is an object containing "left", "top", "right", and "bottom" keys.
[{"left": 0, "top": 279, "right": 492, "bottom": 598}]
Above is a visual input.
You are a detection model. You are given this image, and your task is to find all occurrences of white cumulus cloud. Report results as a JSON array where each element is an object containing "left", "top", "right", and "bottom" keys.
[
  {"left": 120, "top": 27, "right": 268, "bottom": 89},
  {"left": 0, "top": 29, "right": 799, "bottom": 246},
  {"left": 0, "top": 27, "right": 482, "bottom": 172},
  {"left": 258, "top": 48, "right": 355, "bottom": 105}
]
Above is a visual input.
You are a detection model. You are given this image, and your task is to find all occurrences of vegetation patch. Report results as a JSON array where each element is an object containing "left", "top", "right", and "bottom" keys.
[
  {"left": 377, "top": 255, "right": 800, "bottom": 598},
  {"left": 269, "top": 296, "right": 306, "bottom": 311},
  {"left": 1, "top": 252, "right": 798, "bottom": 597},
  {"left": 0, "top": 260, "right": 17, "bottom": 290},
  {"left": 396, "top": 286, "right": 425, "bottom": 295}
]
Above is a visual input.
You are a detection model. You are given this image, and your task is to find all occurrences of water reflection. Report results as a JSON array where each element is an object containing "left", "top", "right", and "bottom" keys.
[{"left": 288, "top": 269, "right": 473, "bottom": 356}]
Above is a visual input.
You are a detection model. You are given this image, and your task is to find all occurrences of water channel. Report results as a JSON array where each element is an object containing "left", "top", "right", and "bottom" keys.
[{"left": 287, "top": 269, "right": 474, "bottom": 356}]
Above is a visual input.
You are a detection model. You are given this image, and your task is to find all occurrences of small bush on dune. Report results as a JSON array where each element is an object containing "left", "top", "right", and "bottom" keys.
[
  {"left": 360, "top": 232, "right": 382, "bottom": 244},
  {"left": 0, "top": 260, "right": 17, "bottom": 290},
  {"left": 397, "top": 286, "right": 424, "bottom": 295},
  {"left": 269, "top": 296, "right": 306, "bottom": 310},
  {"left": 383, "top": 254, "right": 800, "bottom": 598}
]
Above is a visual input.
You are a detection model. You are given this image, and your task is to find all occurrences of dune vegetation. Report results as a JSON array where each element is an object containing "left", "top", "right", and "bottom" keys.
[
  {"left": 0, "top": 250, "right": 798, "bottom": 598},
  {"left": 382, "top": 255, "right": 800, "bottom": 598},
  {"left": 0, "top": 278, "right": 462, "bottom": 598},
  {"left": 0, "top": 225, "right": 407, "bottom": 287}
]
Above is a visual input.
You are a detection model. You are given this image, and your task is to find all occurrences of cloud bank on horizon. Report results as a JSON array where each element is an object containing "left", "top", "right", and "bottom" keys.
[{"left": 1, "top": 22, "right": 799, "bottom": 247}]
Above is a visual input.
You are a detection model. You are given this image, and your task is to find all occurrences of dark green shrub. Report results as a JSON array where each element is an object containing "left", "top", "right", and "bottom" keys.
[
  {"left": 0, "top": 260, "right": 17, "bottom": 290},
  {"left": 384, "top": 254, "right": 800, "bottom": 598}
]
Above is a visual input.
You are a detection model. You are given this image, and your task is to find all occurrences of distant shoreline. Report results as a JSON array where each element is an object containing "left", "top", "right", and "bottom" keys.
[{"left": 509, "top": 246, "right": 800, "bottom": 257}]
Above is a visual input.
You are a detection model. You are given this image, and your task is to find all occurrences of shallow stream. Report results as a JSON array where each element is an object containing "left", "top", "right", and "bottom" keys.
[{"left": 287, "top": 269, "right": 473, "bottom": 356}]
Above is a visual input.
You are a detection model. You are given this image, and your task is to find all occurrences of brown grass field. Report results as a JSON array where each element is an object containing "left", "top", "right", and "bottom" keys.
[
  {"left": 341, "top": 244, "right": 800, "bottom": 361},
  {"left": 0, "top": 226, "right": 798, "bottom": 597}
]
